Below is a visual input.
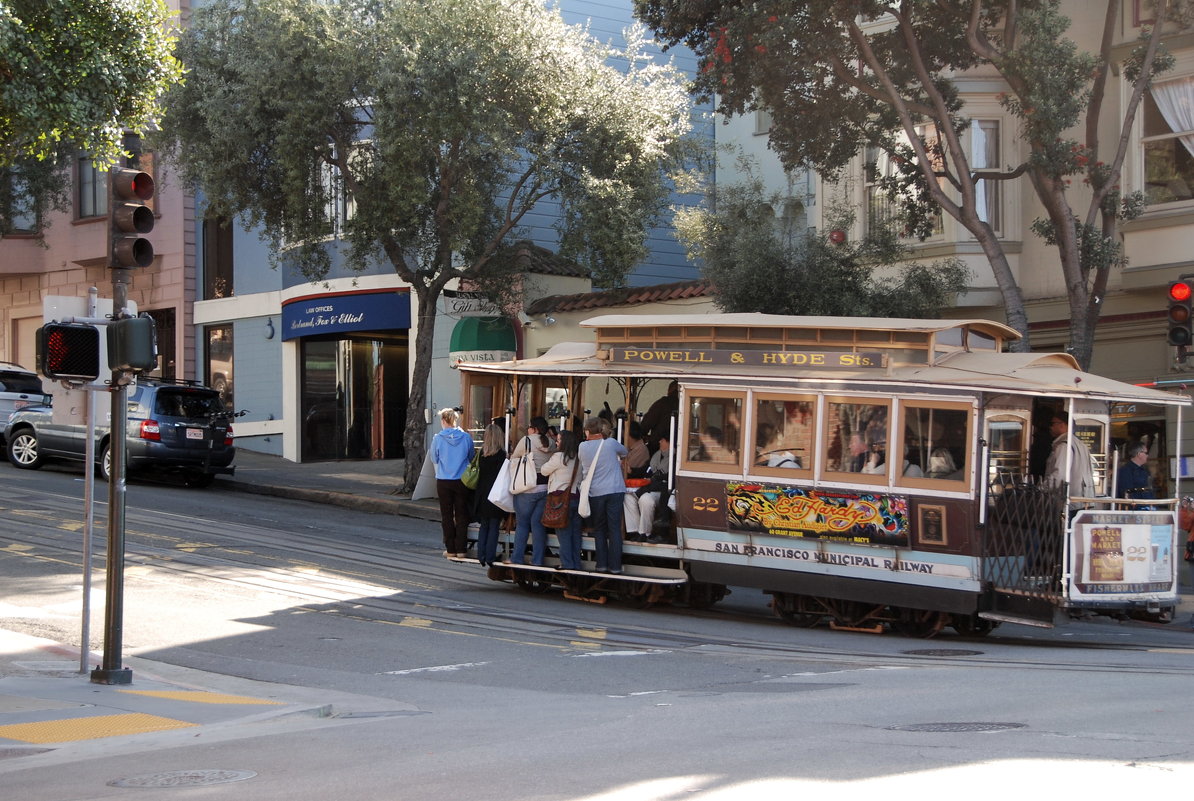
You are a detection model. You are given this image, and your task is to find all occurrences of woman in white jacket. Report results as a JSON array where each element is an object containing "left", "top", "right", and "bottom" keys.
[{"left": 540, "top": 430, "right": 583, "bottom": 570}]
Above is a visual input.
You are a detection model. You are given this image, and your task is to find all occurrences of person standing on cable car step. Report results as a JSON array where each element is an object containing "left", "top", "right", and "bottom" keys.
[
  {"left": 1115, "top": 441, "right": 1156, "bottom": 506},
  {"left": 1045, "top": 411, "right": 1094, "bottom": 500},
  {"left": 579, "top": 416, "right": 629, "bottom": 574},
  {"left": 432, "top": 407, "right": 475, "bottom": 558},
  {"left": 510, "top": 416, "right": 555, "bottom": 566}
]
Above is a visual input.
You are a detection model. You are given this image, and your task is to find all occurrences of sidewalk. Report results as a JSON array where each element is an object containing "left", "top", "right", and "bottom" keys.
[
  {"left": 212, "top": 449, "right": 442, "bottom": 520},
  {"left": 0, "top": 630, "right": 395, "bottom": 772}
]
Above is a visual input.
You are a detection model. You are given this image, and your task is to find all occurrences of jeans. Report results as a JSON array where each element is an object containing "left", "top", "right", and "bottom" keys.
[
  {"left": 476, "top": 516, "right": 502, "bottom": 565},
  {"left": 588, "top": 491, "right": 624, "bottom": 573},
  {"left": 556, "top": 493, "right": 583, "bottom": 570},
  {"left": 512, "top": 490, "right": 548, "bottom": 565}
]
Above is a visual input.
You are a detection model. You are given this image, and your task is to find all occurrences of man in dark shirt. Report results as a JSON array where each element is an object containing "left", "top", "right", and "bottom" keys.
[
  {"left": 1116, "top": 441, "right": 1155, "bottom": 501},
  {"left": 640, "top": 380, "right": 678, "bottom": 451}
]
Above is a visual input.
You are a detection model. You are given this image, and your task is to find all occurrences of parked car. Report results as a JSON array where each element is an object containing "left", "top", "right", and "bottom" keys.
[
  {"left": 4, "top": 378, "right": 236, "bottom": 487},
  {"left": 0, "top": 362, "right": 50, "bottom": 450}
]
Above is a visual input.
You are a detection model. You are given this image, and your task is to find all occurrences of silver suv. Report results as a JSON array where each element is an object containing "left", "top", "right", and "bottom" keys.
[
  {"left": 5, "top": 378, "right": 236, "bottom": 487},
  {"left": 0, "top": 362, "right": 49, "bottom": 448}
]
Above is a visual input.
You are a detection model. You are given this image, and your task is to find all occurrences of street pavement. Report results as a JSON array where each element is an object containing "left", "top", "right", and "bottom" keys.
[{"left": 2, "top": 448, "right": 1192, "bottom": 768}]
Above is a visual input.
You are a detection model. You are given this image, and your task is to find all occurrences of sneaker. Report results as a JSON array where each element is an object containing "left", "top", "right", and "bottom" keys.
[{"left": 608, "top": 569, "right": 623, "bottom": 575}]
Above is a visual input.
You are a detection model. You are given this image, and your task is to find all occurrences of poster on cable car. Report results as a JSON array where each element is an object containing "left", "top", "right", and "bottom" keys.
[
  {"left": 726, "top": 483, "right": 909, "bottom": 546},
  {"left": 1069, "top": 510, "right": 1177, "bottom": 598}
]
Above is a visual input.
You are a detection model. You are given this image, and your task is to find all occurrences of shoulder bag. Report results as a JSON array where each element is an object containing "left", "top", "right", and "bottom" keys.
[
  {"left": 461, "top": 451, "right": 480, "bottom": 490},
  {"left": 541, "top": 457, "right": 579, "bottom": 529},
  {"left": 487, "top": 458, "right": 516, "bottom": 513},
  {"left": 509, "top": 436, "right": 538, "bottom": 495},
  {"left": 577, "top": 438, "right": 606, "bottom": 519}
]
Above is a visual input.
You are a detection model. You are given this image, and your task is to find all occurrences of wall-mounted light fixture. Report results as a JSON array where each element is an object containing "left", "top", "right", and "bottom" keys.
[
  {"left": 265, "top": 318, "right": 275, "bottom": 340},
  {"left": 544, "top": 315, "right": 557, "bottom": 326}
]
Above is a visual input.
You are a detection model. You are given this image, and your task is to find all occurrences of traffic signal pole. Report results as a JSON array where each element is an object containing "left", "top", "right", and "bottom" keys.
[
  {"left": 91, "top": 266, "right": 133, "bottom": 685},
  {"left": 90, "top": 160, "right": 155, "bottom": 685}
]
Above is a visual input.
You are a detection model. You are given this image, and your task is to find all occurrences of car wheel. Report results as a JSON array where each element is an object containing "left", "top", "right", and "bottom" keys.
[
  {"left": 8, "top": 429, "right": 43, "bottom": 469},
  {"left": 183, "top": 472, "right": 215, "bottom": 489},
  {"left": 99, "top": 443, "right": 112, "bottom": 482}
]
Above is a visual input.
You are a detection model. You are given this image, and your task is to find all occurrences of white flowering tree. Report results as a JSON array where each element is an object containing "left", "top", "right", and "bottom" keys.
[{"left": 159, "top": 0, "right": 698, "bottom": 489}]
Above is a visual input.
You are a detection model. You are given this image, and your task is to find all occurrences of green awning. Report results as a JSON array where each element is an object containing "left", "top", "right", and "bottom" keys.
[{"left": 449, "top": 316, "right": 516, "bottom": 364}]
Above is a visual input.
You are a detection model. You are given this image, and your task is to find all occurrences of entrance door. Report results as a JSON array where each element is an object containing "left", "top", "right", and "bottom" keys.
[{"left": 300, "top": 334, "right": 407, "bottom": 461}]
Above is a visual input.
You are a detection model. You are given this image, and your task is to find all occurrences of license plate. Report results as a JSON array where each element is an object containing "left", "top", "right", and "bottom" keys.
[{"left": 186, "top": 428, "right": 204, "bottom": 440}]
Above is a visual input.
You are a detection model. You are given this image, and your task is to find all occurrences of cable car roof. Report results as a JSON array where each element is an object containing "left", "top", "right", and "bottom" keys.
[
  {"left": 580, "top": 313, "right": 1021, "bottom": 342},
  {"left": 458, "top": 341, "right": 1189, "bottom": 406}
]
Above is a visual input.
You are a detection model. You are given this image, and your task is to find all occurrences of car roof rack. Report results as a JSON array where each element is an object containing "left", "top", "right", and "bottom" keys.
[{"left": 138, "top": 376, "right": 210, "bottom": 389}]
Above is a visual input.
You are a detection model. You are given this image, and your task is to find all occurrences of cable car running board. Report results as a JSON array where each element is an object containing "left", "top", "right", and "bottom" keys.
[{"left": 977, "top": 611, "right": 1056, "bottom": 629}]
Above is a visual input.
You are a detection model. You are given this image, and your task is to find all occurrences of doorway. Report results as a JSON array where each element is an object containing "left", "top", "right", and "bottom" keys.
[{"left": 300, "top": 333, "right": 408, "bottom": 461}]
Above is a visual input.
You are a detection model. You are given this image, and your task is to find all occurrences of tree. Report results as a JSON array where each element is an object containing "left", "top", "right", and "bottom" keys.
[
  {"left": 636, "top": 0, "right": 1191, "bottom": 369},
  {"left": 0, "top": 0, "right": 181, "bottom": 234},
  {"left": 157, "top": 0, "right": 698, "bottom": 490},
  {"left": 675, "top": 173, "right": 969, "bottom": 316}
]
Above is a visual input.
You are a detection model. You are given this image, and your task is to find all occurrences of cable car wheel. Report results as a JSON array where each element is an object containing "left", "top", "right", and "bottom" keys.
[
  {"left": 950, "top": 613, "right": 1000, "bottom": 638},
  {"left": 514, "top": 573, "right": 553, "bottom": 594},
  {"left": 769, "top": 592, "right": 824, "bottom": 628},
  {"left": 890, "top": 607, "right": 948, "bottom": 639}
]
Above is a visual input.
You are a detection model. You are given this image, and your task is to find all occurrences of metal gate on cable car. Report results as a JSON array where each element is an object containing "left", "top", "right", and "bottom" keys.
[{"left": 453, "top": 313, "right": 1188, "bottom": 638}]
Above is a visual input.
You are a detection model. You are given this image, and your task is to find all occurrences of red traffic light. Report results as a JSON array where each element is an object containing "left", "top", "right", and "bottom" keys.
[
  {"left": 1168, "top": 279, "right": 1194, "bottom": 346},
  {"left": 109, "top": 167, "right": 155, "bottom": 268}
]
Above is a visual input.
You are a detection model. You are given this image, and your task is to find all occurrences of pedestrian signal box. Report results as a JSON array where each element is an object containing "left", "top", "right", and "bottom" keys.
[
  {"left": 1167, "top": 279, "right": 1193, "bottom": 346},
  {"left": 37, "top": 323, "right": 102, "bottom": 381}
]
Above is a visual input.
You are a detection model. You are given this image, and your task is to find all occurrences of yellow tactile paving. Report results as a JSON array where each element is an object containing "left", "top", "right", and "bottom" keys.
[
  {"left": 0, "top": 713, "right": 197, "bottom": 744},
  {"left": 118, "top": 689, "right": 284, "bottom": 706}
]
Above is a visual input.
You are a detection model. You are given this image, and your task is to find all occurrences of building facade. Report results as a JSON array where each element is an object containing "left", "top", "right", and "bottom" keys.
[{"left": 712, "top": 1, "right": 1194, "bottom": 494}]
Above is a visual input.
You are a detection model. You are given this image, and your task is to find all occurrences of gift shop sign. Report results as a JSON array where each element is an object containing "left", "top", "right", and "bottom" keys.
[{"left": 282, "top": 290, "right": 411, "bottom": 341}]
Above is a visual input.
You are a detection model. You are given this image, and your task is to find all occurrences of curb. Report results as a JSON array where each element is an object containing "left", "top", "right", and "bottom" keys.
[{"left": 215, "top": 478, "right": 441, "bottom": 521}]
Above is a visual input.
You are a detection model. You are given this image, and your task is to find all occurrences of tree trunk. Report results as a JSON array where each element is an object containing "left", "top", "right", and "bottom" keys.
[
  {"left": 401, "top": 287, "right": 439, "bottom": 493},
  {"left": 969, "top": 219, "right": 1032, "bottom": 353}
]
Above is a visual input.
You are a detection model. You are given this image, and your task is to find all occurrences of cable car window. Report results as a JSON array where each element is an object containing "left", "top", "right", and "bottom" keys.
[
  {"left": 987, "top": 414, "right": 1028, "bottom": 487},
  {"left": 752, "top": 395, "right": 815, "bottom": 477},
  {"left": 899, "top": 403, "right": 970, "bottom": 486},
  {"left": 685, "top": 392, "right": 744, "bottom": 473},
  {"left": 823, "top": 399, "right": 889, "bottom": 480}
]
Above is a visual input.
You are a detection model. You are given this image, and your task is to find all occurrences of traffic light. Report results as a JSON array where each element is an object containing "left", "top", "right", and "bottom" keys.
[
  {"left": 108, "top": 167, "right": 155, "bottom": 268},
  {"left": 107, "top": 315, "right": 158, "bottom": 372},
  {"left": 37, "top": 323, "right": 102, "bottom": 381},
  {"left": 1167, "top": 279, "right": 1193, "bottom": 346}
]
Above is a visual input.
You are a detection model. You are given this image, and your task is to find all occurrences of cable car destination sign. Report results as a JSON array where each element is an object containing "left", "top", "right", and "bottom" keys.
[{"left": 607, "top": 347, "right": 887, "bottom": 369}]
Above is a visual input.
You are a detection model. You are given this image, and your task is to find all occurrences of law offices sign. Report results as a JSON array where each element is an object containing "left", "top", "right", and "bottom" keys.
[{"left": 281, "top": 289, "right": 411, "bottom": 341}]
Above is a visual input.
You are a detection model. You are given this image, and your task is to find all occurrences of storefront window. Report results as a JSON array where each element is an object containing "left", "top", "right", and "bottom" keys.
[{"left": 205, "top": 324, "right": 233, "bottom": 412}]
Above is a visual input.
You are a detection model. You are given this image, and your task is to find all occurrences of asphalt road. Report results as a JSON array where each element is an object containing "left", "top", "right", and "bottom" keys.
[{"left": 2, "top": 461, "right": 1193, "bottom": 798}]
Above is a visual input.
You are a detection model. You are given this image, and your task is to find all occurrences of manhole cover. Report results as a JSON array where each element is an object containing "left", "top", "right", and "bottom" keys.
[
  {"left": 887, "top": 722, "right": 1026, "bottom": 733},
  {"left": 108, "top": 770, "right": 257, "bottom": 788},
  {"left": 901, "top": 649, "right": 984, "bottom": 657}
]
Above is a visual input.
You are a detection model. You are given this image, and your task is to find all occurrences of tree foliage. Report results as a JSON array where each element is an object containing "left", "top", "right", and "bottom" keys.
[
  {"left": 0, "top": 0, "right": 181, "bottom": 235},
  {"left": 636, "top": 0, "right": 1189, "bottom": 369},
  {"left": 157, "top": 0, "right": 698, "bottom": 489},
  {"left": 676, "top": 175, "right": 969, "bottom": 317}
]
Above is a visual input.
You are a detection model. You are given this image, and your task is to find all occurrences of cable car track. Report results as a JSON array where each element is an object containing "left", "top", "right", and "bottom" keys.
[{"left": 1, "top": 485, "right": 1192, "bottom": 676}]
